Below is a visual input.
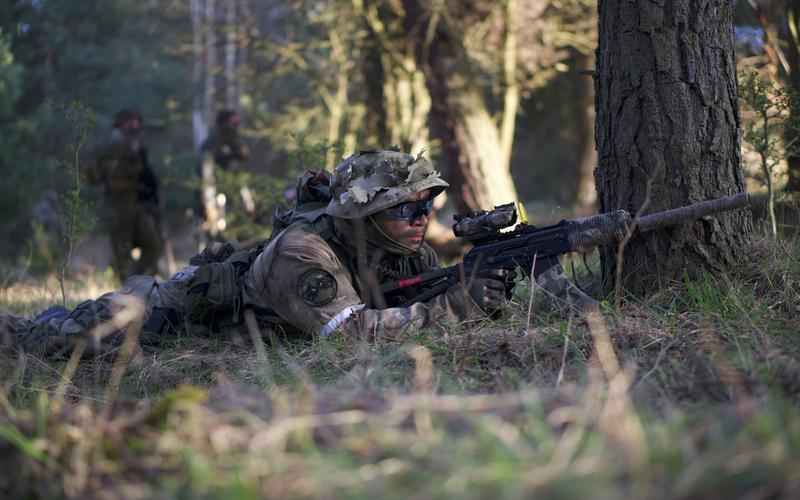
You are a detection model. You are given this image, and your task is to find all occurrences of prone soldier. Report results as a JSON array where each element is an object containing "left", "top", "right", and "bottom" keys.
[
  {"left": 2, "top": 150, "right": 592, "bottom": 352},
  {"left": 242, "top": 149, "right": 593, "bottom": 339}
]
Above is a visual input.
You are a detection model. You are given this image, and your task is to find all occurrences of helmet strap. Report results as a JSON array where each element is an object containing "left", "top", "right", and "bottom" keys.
[{"left": 367, "top": 216, "right": 418, "bottom": 256}]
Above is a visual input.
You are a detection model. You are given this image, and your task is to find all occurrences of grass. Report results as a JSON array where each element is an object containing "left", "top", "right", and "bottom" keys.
[{"left": 0, "top": 233, "right": 800, "bottom": 499}]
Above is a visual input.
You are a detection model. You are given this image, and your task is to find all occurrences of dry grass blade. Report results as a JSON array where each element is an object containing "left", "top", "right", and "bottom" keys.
[
  {"left": 102, "top": 295, "right": 146, "bottom": 416},
  {"left": 52, "top": 339, "right": 86, "bottom": 413},
  {"left": 525, "top": 252, "right": 538, "bottom": 334},
  {"left": 244, "top": 308, "right": 274, "bottom": 386},
  {"left": 409, "top": 345, "right": 434, "bottom": 434},
  {"left": 585, "top": 309, "right": 647, "bottom": 466}
]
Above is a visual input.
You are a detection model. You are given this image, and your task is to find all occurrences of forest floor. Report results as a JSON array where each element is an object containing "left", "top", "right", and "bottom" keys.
[{"left": 0, "top": 229, "right": 799, "bottom": 499}]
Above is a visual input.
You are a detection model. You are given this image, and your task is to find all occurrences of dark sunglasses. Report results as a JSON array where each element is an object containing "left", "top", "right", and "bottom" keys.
[{"left": 382, "top": 199, "right": 434, "bottom": 220}]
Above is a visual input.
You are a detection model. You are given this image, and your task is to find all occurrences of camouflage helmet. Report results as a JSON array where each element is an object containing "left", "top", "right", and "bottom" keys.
[{"left": 325, "top": 150, "right": 449, "bottom": 219}]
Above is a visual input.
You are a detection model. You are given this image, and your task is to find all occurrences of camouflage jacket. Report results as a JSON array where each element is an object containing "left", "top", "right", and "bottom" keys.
[
  {"left": 242, "top": 217, "right": 486, "bottom": 340},
  {"left": 243, "top": 216, "right": 596, "bottom": 340},
  {"left": 86, "top": 141, "right": 147, "bottom": 200}
]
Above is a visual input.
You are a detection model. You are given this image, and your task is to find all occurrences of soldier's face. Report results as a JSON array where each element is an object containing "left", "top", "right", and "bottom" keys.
[
  {"left": 222, "top": 114, "right": 240, "bottom": 131},
  {"left": 120, "top": 118, "right": 142, "bottom": 150},
  {"left": 123, "top": 118, "right": 142, "bottom": 139},
  {"left": 374, "top": 190, "right": 433, "bottom": 249}
]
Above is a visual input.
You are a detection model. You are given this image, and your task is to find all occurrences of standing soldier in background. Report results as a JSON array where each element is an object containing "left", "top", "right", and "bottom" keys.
[
  {"left": 198, "top": 110, "right": 250, "bottom": 241},
  {"left": 201, "top": 110, "right": 250, "bottom": 170},
  {"left": 85, "top": 110, "right": 163, "bottom": 280}
]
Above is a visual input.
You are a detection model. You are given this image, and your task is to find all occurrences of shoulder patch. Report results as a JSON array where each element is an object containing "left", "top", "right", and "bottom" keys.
[{"left": 297, "top": 269, "right": 338, "bottom": 307}]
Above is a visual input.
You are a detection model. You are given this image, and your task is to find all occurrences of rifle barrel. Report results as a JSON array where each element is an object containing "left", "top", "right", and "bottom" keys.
[
  {"left": 565, "top": 192, "right": 751, "bottom": 253},
  {"left": 637, "top": 193, "right": 751, "bottom": 233}
]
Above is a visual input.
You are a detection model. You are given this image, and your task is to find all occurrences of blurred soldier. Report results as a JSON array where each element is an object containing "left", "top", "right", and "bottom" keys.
[
  {"left": 201, "top": 109, "right": 250, "bottom": 171},
  {"left": 86, "top": 110, "right": 163, "bottom": 279},
  {"left": 197, "top": 110, "right": 250, "bottom": 239}
]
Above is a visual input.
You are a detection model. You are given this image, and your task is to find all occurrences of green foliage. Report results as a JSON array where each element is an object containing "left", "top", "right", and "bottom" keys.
[
  {"left": 215, "top": 137, "right": 340, "bottom": 241},
  {"left": 0, "top": 29, "right": 30, "bottom": 255},
  {"left": 739, "top": 71, "right": 800, "bottom": 170},
  {"left": 739, "top": 70, "right": 800, "bottom": 235},
  {"left": 56, "top": 100, "right": 96, "bottom": 236},
  {"left": 0, "top": 0, "right": 191, "bottom": 266},
  {"left": 0, "top": 29, "right": 21, "bottom": 118},
  {"left": 681, "top": 272, "right": 738, "bottom": 317},
  {"left": 55, "top": 100, "right": 96, "bottom": 302}
]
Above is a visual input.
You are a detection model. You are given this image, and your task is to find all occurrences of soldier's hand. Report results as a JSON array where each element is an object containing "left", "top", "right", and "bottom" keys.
[
  {"left": 502, "top": 268, "right": 518, "bottom": 298},
  {"left": 467, "top": 269, "right": 514, "bottom": 314}
]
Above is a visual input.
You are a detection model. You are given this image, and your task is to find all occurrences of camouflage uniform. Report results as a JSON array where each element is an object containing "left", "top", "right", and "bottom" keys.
[
  {"left": 197, "top": 116, "right": 250, "bottom": 234},
  {"left": 87, "top": 129, "right": 163, "bottom": 279},
  {"left": 1, "top": 271, "right": 194, "bottom": 355},
  {"left": 243, "top": 219, "right": 485, "bottom": 340},
  {"left": 243, "top": 150, "right": 594, "bottom": 340},
  {"left": 200, "top": 126, "right": 250, "bottom": 171},
  {"left": 3, "top": 150, "right": 593, "bottom": 351}
]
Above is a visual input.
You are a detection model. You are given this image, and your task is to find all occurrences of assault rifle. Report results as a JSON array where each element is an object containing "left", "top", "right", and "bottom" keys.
[{"left": 381, "top": 193, "right": 752, "bottom": 306}]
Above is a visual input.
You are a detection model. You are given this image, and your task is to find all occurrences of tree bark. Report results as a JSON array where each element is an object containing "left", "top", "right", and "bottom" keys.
[
  {"left": 402, "top": 0, "right": 519, "bottom": 213},
  {"left": 500, "top": 0, "right": 520, "bottom": 168},
  {"left": 358, "top": 0, "right": 430, "bottom": 152},
  {"left": 784, "top": 0, "right": 800, "bottom": 191},
  {"left": 323, "top": 28, "right": 349, "bottom": 169},
  {"left": 595, "top": 0, "right": 752, "bottom": 294},
  {"left": 575, "top": 53, "right": 598, "bottom": 213},
  {"left": 361, "top": 19, "right": 389, "bottom": 146}
]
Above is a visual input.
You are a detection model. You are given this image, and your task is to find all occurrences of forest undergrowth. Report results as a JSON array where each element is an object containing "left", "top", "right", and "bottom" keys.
[{"left": 0, "top": 231, "right": 799, "bottom": 499}]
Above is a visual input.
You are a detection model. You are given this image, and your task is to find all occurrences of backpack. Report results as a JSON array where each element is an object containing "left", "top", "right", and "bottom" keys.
[{"left": 182, "top": 170, "right": 332, "bottom": 330}]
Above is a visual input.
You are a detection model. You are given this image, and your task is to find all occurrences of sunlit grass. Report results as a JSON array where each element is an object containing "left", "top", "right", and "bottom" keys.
[
  {"left": 0, "top": 234, "right": 799, "bottom": 498},
  {"left": 0, "top": 269, "right": 118, "bottom": 315}
]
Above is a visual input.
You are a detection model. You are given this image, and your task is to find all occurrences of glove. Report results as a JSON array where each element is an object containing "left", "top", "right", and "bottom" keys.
[{"left": 466, "top": 268, "right": 516, "bottom": 314}]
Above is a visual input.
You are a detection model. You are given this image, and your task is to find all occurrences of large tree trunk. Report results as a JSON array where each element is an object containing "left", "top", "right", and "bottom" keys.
[
  {"left": 384, "top": 54, "right": 430, "bottom": 154},
  {"left": 323, "top": 29, "right": 349, "bottom": 169},
  {"left": 595, "top": 0, "right": 752, "bottom": 295},
  {"left": 360, "top": 20, "right": 389, "bottom": 147},
  {"left": 358, "top": 0, "right": 431, "bottom": 153},
  {"left": 784, "top": 0, "right": 800, "bottom": 191},
  {"left": 402, "top": 0, "right": 519, "bottom": 213}
]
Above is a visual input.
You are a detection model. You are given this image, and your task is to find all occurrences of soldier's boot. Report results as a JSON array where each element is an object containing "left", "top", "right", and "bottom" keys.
[
  {"left": 2, "top": 305, "right": 95, "bottom": 355},
  {"left": 31, "top": 298, "right": 119, "bottom": 355},
  {"left": 0, "top": 313, "right": 38, "bottom": 350}
]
